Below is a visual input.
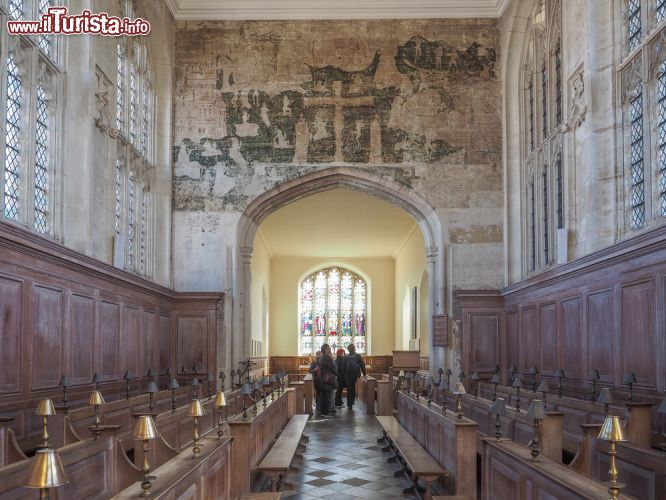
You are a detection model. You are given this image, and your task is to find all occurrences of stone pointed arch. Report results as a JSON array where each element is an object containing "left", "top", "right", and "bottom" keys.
[{"left": 231, "top": 167, "right": 446, "bottom": 373}]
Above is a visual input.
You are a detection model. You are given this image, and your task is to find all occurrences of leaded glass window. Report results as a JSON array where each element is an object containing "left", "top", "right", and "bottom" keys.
[
  {"left": 139, "top": 186, "right": 147, "bottom": 275},
  {"left": 129, "top": 63, "right": 137, "bottom": 146},
  {"left": 556, "top": 153, "right": 563, "bottom": 228},
  {"left": 658, "top": 62, "right": 666, "bottom": 215},
  {"left": 140, "top": 82, "right": 149, "bottom": 156},
  {"left": 542, "top": 166, "right": 549, "bottom": 262},
  {"left": 627, "top": 0, "right": 642, "bottom": 52},
  {"left": 658, "top": 0, "right": 666, "bottom": 24},
  {"left": 529, "top": 79, "right": 535, "bottom": 151},
  {"left": 34, "top": 85, "right": 49, "bottom": 234},
  {"left": 530, "top": 182, "right": 536, "bottom": 271},
  {"left": 8, "top": 0, "right": 23, "bottom": 20},
  {"left": 116, "top": 43, "right": 125, "bottom": 132},
  {"left": 541, "top": 65, "right": 548, "bottom": 139},
  {"left": 127, "top": 170, "right": 135, "bottom": 269},
  {"left": 38, "top": 0, "right": 52, "bottom": 56},
  {"left": 4, "top": 53, "right": 22, "bottom": 221},
  {"left": 299, "top": 267, "right": 367, "bottom": 355},
  {"left": 114, "top": 160, "right": 122, "bottom": 234},
  {"left": 555, "top": 47, "right": 562, "bottom": 126},
  {"left": 629, "top": 83, "right": 645, "bottom": 228}
]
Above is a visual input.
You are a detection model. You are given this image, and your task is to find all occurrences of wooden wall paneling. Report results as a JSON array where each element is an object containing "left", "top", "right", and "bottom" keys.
[
  {"left": 506, "top": 310, "right": 519, "bottom": 384},
  {"left": 69, "top": 293, "right": 95, "bottom": 385},
  {"left": 123, "top": 306, "right": 140, "bottom": 378},
  {"left": 520, "top": 307, "right": 537, "bottom": 373},
  {"left": 539, "top": 303, "right": 557, "bottom": 375},
  {"left": 31, "top": 284, "right": 64, "bottom": 390},
  {"left": 159, "top": 314, "right": 170, "bottom": 374},
  {"left": 619, "top": 280, "right": 656, "bottom": 389},
  {"left": 586, "top": 289, "right": 613, "bottom": 383},
  {"left": 176, "top": 316, "right": 207, "bottom": 373},
  {"left": 470, "top": 313, "right": 500, "bottom": 374},
  {"left": 99, "top": 300, "right": 121, "bottom": 382},
  {"left": 559, "top": 296, "right": 583, "bottom": 381},
  {"left": 0, "top": 274, "right": 23, "bottom": 395},
  {"left": 141, "top": 309, "right": 156, "bottom": 375}
]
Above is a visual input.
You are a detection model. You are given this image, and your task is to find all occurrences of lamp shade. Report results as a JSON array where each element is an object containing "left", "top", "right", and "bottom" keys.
[
  {"left": 207, "top": 372, "right": 215, "bottom": 382},
  {"left": 458, "top": 370, "right": 465, "bottom": 380},
  {"left": 88, "top": 390, "right": 105, "bottom": 406},
  {"left": 426, "top": 377, "right": 434, "bottom": 387},
  {"left": 452, "top": 382, "right": 466, "bottom": 395},
  {"left": 554, "top": 368, "right": 565, "bottom": 378},
  {"left": 230, "top": 369, "right": 237, "bottom": 377},
  {"left": 537, "top": 379, "right": 550, "bottom": 393},
  {"left": 240, "top": 383, "right": 252, "bottom": 395},
  {"left": 58, "top": 375, "right": 72, "bottom": 388},
  {"left": 169, "top": 378, "right": 180, "bottom": 390},
  {"left": 262, "top": 376, "right": 270, "bottom": 386},
  {"left": 658, "top": 396, "right": 666, "bottom": 414},
  {"left": 490, "top": 374, "right": 501, "bottom": 385},
  {"left": 191, "top": 377, "right": 200, "bottom": 387},
  {"left": 526, "top": 399, "right": 546, "bottom": 419},
  {"left": 133, "top": 415, "right": 158, "bottom": 440},
  {"left": 508, "top": 364, "right": 517, "bottom": 374},
  {"left": 269, "top": 375, "right": 278, "bottom": 383},
  {"left": 123, "top": 371, "right": 134, "bottom": 381},
  {"left": 215, "top": 391, "right": 227, "bottom": 407},
  {"left": 597, "top": 387, "right": 615, "bottom": 405},
  {"left": 590, "top": 369, "right": 600, "bottom": 381},
  {"left": 92, "top": 373, "right": 102, "bottom": 384},
  {"left": 622, "top": 372, "right": 637, "bottom": 385},
  {"left": 414, "top": 373, "right": 422, "bottom": 383},
  {"left": 445, "top": 368, "right": 452, "bottom": 376},
  {"left": 529, "top": 366, "right": 539, "bottom": 375},
  {"left": 512, "top": 376, "right": 523, "bottom": 389},
  {"left": 437, "top": 368, "right": 444, "bottom": 375},
  {"left": 146, "top": 368, "right": 155, "bottom": 378},
  {"left": 190, "top": 399, "right": 206, "bottom": 417},
  {"left": 35, "top": 399, "right": 56, "bottom": 416},
  {"left": 471, "top": 372, "right": 480, "bottom": 381},
  {"left": 489, "top": 397, "right": 505, "bottom": 415},
  {"left": 398, "top": 370, "right": 405, "bottom": 377},
  {"left": 165, "top": 368, "right": 172, "bottom": 376},
  {"left": 146, "top": 381, "right": 158, "bottom": 394},
  {"left": 252, "top": 380, "right": 261, "bottom": 390},
  {"left": 218, "top": 371, "right": 225, "bottom": 379},
  {"left": 598, "top": 415, "right": 627, "bottom": 442},
  {"left": 24, "top": 449, "right": 68, "bottom": 489},
  {"left": 404, "top": 371, "right": 413, "bottom": 380}
]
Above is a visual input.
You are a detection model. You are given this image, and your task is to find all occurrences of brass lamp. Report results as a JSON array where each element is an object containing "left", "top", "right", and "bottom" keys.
[
  {"left": 437, "top": 367, "right": 444, "bottom": 385},
  {"left": 404, "top": 371, "right": 413, "bottom": 394},
  {"left": 529, "top": 366, "right": 539, "bottom": 391},
  {"left": 24, "top": 448, "right": 68, "bottom": 499},
  {"left": 452, "top": 381, "right": 466, "bottom": 420},
  {"left": 89, "top": 390, "right": 105, "bottom": 439},
  {"left": 508, "top": 364, "right": 517, "bottom": 384},
  {"left": 458, "top": 370, "right": 465, "bottom": 383},
  {"left": 214, "top": 390, "right": 227, "bottom": 439},
  {"left": 590, "top": 369, "right": 600, "bottom": 401},
  {"left": 190, "top": 399, "right": 206, "bottom": 457},
  {"left": 512, "top": 376, "right": 523, "bottom": 412},
  {"left": 35, "top": 399, "right": 56, "bottom": 449},
  {"left": 489, "top": 397, "right": 505, "bottom": 440},
  {"left": 146, "top": 368, "right": 155, "bottom": 382},
  {"left": 191, "top": 377, "right": 200, "bottom": 400},
  {"left": 92, "top": 372, "right": 102, "bottom": 390},
  {"left": 597, "top": 388, "right": 615, "bottom": 416},
  {"left": 426, "top": 377, "right": 434, "bottom": 406},
  {"left": 219, "top": 371, "right": 226, "bottom": 391},
  {"left": 146, "top": 381, "right": 158, "bottom": 411},
  {"left": 445, "top": 368, "right": 452, "bottom": 389},
  {"left": 229, "top": 369, "right": 237, "bottom": 390},
  {"left": 58, "top": 375, "right": 71, "bottom": 412},
  {"left": 169, "top": 378, "right": 180, "bottom": 412},
  {"left": 438, "top": 378, "right": 448, "bottom": 414},
  {"left": 261, "top": 376, "right": 271, "bottom": 407},
  {"left": 537, "top": 379, "right": 550, "bottom": 408},
  {"left": 490, "top": 374, "right": 500, "bottom": 402},
  {"left": 133, "top": 415, "right": 158, "bottom": 497},
  {"left": 526, "top": 399, "right": 546, "bottom": 460},
  {"left": 555, "top": 368, "right": 565, "bottom": 397},
  {"left": 124, "top": 371, "right": 134, "bottom": 400},
  {"left": 241, "top": 382, "right": 252, "bottom": 419},
  {"left": 598, "top": 415, "right": 627, "bottom": 499},
  {"left": 622, "top": 372, "right": 637, "bottom": 401},
  {"left": 269, "top": 375, "right": 278, "bottom": 402},
  {"left": 252, "top": 380, "right": 261, "bottom": 414},
  {"left": 471, "top": 372, "right": 480, "bottom": 397}
]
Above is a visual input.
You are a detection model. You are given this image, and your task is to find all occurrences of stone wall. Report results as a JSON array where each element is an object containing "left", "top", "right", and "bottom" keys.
[{"left": 172, "top": 19, "right": 504, "bottom": 299}]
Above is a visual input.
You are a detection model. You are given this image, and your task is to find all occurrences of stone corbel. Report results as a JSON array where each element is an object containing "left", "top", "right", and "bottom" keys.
[{"left": 566, "top": 68, "right": 587, "bottom": 131}]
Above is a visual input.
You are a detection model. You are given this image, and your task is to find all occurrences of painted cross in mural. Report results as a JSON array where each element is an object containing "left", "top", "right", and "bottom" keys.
[{"left": 300, "top": 81, "right": 376, "bottom": 163}]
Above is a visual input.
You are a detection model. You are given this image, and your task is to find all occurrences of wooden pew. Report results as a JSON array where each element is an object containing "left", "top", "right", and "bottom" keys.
[
  {"left": 256, "top": 414, "right": 310, "bottom": 491},
  {"left": 113, "top": 436, "right": 233, "bottom": 499},
  {"left": 358, "top": 376, "right": 377, "bottom": 415},
  {"left": 0, "top": 418, "right": 27, "bottom": 467},
  {"left": 302, "top": 374, "right": 314, "bottom": 416},
  {"left": 228, "top": 389, "right": 294, "bottom": 497},
  {"left": 376, "top": 379, "right": 393, "bottom": 416},
  {"left": 396, "top": 392, "right": 478, "bottom": 498},
  {"left": 481, "top": 437, "right": 633, "bottom": 500},
  {"left": 377, "top": 416, "right": 448, "bottom": 500}
]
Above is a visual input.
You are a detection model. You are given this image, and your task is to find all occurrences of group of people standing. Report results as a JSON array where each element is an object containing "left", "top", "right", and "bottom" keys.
[{"left": 309, "top": 343, "right": 367, "bottom": 417}]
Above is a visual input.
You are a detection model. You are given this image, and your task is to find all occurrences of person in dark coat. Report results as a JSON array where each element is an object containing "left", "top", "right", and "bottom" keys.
[
  {"left": 315, "top": 344, "right": 337, "bottom": 417},
  {"left": 343, "top": 344, "right": 366, "bottom": 409},
  {"left": 309, "top": 351, "right": 321, "bottom": 415},
  {"left": 334, "top": 348, "right": 347, "bottom": 407}
]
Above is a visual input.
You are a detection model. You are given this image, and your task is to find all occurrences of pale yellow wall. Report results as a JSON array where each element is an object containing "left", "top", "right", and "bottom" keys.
[
  {"left": 269, "top": 257, "right": 395, "bottom": 356},
  {"left": 251, "top": 232, "right": 272, "bottom": 356},
  {"left": 393, "top": 227, "right": 428, "bottom": 355}
]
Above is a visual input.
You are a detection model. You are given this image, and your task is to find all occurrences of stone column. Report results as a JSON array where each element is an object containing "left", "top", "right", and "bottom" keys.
[{"left": 237, "top": 245, "right": 253, "bottom": 368}]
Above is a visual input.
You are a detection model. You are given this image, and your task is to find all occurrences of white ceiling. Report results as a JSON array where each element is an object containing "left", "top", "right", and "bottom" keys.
[
  {"left": 165, "top": 0, "right": 511, "bottom": 21},
  {"left": 258, "top": 188, "right": 420, "bottom": 258}
]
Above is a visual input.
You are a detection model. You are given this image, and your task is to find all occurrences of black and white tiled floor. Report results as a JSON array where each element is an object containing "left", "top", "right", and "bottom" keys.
[{"left": 274, "top": 405, "right": 417, "bottom": 499}]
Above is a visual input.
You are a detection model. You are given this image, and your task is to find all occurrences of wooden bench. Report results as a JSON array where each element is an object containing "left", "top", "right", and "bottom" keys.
[
  {"left": 256, "top": 414, "right": 310, "bottom": 491},
  {"left": 377, "top": 416, "right": 448, "bottom": 500}
]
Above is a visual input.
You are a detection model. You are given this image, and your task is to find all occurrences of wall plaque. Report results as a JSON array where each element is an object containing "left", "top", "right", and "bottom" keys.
[{"left": 432, "top": 314, "right": 449, "bottom": 347}]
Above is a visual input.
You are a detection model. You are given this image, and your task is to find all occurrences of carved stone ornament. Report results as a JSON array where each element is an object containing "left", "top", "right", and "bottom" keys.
[
  {"left": 568, "top": 69, "right": 587, "bottom": 130},
  {"left": 94, "top": 70, "right": 112, "bottom": 133}
]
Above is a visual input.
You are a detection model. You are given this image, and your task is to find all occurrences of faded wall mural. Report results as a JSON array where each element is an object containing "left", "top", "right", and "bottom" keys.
[{"left": 173, "top": 19, "right": 502, "bottom": 215}]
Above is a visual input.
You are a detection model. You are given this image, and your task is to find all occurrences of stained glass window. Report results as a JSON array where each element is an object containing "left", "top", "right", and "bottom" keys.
[
  {"left": 116, "top": 43, "right": 125, "bottom": 132},
  {"left": 556, "top": 153, "right": 563, "bottom": 228},
  {"left": 530, "top": 182, "right": 536, "bottom": 271},
  {"left": 529, "top": 79, "right": 535, "bottom": 151},
  {"left": 38, "top": 0, "right": 52, "bottom": 56},
  {"left": 541, "top": 65, "right": 548, "bottom": 139},
  {"left": 4, "top": 53, "right": 22, "bottom": 221},
  {"left": 127, "top": 170, "right": 135, "bottom": 269},
  {"left": 555, "top": 47, "right": 562, "bottom": 126},
  {"left": 115, "top": 160, "right": 122, "bottom": 234},
  {"left": 129, "top": 63, "right": 137, "bottom": 146},
  {"left": 629, "top": 83, "right": 645, "bottom": 228},
  {"left": 8, "top": 0, "right": 23, "bottom": 20},
  {"left": 542, "top": 166, "right": 549, "bottom": 263},
  {"left": 300, "top": 267, "right": 367, "bottom": 355},
  {"left": 627, "top": 0, "right": 642, "bottom": 52},
  {"left": 658, "top": 0, "right": 666, "bottom": 24},
  {"left": 34, "top": 84, "right": 49, "bottom": 234},
  {"left": 658, "top": 62, "right": 666, "bottom": 215}
]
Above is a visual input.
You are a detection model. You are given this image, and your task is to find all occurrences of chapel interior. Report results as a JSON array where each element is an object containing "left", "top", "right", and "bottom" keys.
[{"left": 0, "top": 0, "right": 665, "bottom": 499}]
